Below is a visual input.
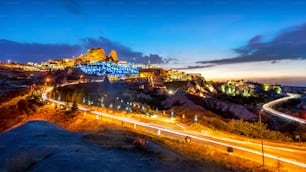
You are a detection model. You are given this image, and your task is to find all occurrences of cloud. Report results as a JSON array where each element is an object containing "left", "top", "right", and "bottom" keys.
[
  {"left": 0, "top": 36, "right": 171, "bottom": 64},
  {"left": 0, "top": 39, "right": 82, "bottom": 63},
  {"left": 60, "top": 0, "right": 82, "bottom": 15},
  {"left": 174, "top": 64, "right": 215, "bottom": 70},
  {"left": 197, "top": 23, "right": 306, "bottom": 64}
]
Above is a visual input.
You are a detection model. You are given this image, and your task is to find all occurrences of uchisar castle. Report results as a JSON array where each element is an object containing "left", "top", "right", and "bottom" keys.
[
  {"left": 76, "top": 48, "right": 139, "bottom": 76},
  {"left": 76, "top": 48, "right": 119, "bottom": 64}
]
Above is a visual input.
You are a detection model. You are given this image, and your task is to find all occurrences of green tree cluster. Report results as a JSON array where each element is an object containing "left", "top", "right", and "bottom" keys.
[
  {"left": 71, "top": 101, "right": 78, "bottom": 112},
  {"left": 229, "top": 119, "right": 292, "bottom": 142}
]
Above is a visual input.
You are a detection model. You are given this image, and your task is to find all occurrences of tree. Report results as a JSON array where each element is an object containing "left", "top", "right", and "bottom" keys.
[
  {"left": 71, "top": 101, "right": 78, "bottom": 112},
  {"left": 72, "top": 91, "right": 79, "bottom": 103},
  {"left": 185, "top": 136, "right": 191, "bottom": 143},
  {"left": 17, "top": 99, "right": 29, "bottom": 114},
  {"left": 229, "top": 119, "right": 292, "bottom": 141},
  {"left": 227, "top": 147, "right": 233, "bottom": 154}
]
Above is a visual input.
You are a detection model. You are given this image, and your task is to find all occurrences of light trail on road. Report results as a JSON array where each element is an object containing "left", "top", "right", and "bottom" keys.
[
  {"left": 89, "top": 110, "right": 306, "bottom": 168},
  {"left": 263, "top": 93, "right": 306, "bottom": 124},
  {"left": 43, "top": 83, "right": 306, "bottom": 169}
]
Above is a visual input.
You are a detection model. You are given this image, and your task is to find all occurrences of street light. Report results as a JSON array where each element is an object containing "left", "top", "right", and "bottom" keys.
[
  {"left": 194, "top": 115, "right": 198, "bottom": 122},
  {"left": 171, "top": 111, "right": 174, "bottom": 119},
  {"left": 259, "top": 110, "right": 265, "bottom": 166},
  {"left": 45, "top": 78, "right": 50, "bottom": 86}
]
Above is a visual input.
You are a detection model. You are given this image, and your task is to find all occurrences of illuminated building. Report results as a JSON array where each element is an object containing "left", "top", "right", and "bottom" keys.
[{"left": 77, "top": 61, "right": 139, "bottom": 77}]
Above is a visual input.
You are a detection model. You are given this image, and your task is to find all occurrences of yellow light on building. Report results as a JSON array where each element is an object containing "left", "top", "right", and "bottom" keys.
[{"left": 209, "top": 86, "right": 214, "bottom": 92}]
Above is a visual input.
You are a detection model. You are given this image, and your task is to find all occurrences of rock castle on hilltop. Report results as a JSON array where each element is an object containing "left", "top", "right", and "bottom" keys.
[{"left": 76, "top": 48, "right": 119, "bottom": 64}]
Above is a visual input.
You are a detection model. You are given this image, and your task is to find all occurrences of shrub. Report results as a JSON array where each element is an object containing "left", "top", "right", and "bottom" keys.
[
  {"left": 229, "top": 119, "right": 292, "bottom": 141},
  {"left": 227, "top": 147, "right": 233, "bottom": 154},
  {"left": 71, "top": 101, "right": 78, "bottom": 112},
  {"left": 211, "top": 119, "right": 228, "bottom": 130},
  {"left": 17, "top": 99, "right": 29, "bottom": 114}
]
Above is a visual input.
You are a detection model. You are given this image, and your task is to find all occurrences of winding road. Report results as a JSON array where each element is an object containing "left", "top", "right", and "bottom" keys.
[
  {"left": 263, "top": 93, "right": 306, "bottom": 124},
  {"left": 42, "top": 84, "right": 306, "bottom": 170}
]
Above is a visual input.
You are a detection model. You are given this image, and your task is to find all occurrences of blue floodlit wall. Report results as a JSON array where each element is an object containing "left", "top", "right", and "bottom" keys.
[{"left": 77, "top": 61, "right": 139, "bottom": 77}]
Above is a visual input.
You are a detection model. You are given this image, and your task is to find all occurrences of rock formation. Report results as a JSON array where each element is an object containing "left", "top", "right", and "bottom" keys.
[
  {"left": 0, "top": 120, "right": 209, "bottom": 171},
  {"left": 108, "top": 50, "right": 119, "bottom": 62},
  {"left": 162, "top": 88, "right": 204, "bottom": 111},
  {"left": 77, "top": 48, "right": 120, "bottom": 63},
  {"left": 203, "top": 98, "right": 257, "bottom": 120},
  {"left": 87, "top": 48, "right": 107, "bottom": 62}
]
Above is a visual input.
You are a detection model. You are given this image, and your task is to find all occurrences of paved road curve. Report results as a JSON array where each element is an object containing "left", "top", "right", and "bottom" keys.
[
  {"left": 42, "top": 84, "right": 306, "bottom": 170},
  {"left": 263, "top": 93, "right": 306, "bottom": 124}
]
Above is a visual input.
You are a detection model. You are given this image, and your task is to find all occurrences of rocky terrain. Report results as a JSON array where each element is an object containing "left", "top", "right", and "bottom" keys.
[
  {"left": 162, "top": 88, "right": 257, "bottom": 121},
  {"left": 0, "top": 120, "right": 228, "bottom": 172},
  {"left": 0, "top": 66, "right": 32, "bottom": 94},
  {"left": 202, "top": 98, "right": 257, "bottom": 120}
]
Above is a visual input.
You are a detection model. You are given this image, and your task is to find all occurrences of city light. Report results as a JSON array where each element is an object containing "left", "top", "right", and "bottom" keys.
[
  {"left": 77, "top": 61, "right": 139, "bottom": 76},
  {"left": 209, "top": 86, "right": 214, "bottom": 92}
]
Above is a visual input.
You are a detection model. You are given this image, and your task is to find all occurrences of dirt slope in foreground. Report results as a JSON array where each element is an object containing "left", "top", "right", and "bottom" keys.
[{"left": 0, "top": 120, "right": 228, "bottom": 172}]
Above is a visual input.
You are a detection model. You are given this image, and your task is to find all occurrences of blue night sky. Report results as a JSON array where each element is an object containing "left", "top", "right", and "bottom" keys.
[{"left": 1, "top": 0, "right": 306, "bottom": 84}]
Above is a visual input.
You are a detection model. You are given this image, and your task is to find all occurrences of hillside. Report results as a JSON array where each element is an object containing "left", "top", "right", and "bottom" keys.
[{"left": 0, "top": 120, "right": 226, "bottom": 172}]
